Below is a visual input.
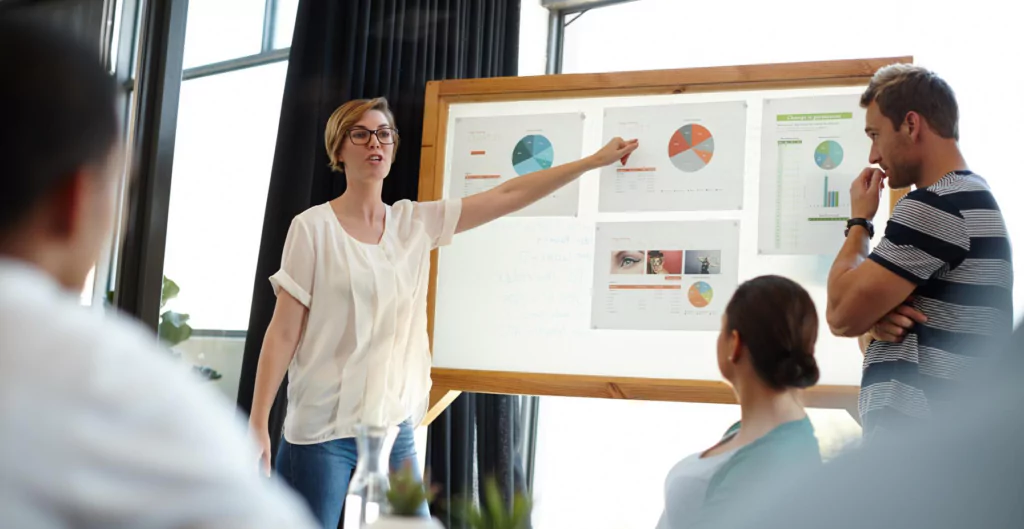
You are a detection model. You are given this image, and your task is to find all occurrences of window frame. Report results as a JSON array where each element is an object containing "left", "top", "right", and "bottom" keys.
[{"left": 110, "top": 0, "right": 294, "bottom": 329}]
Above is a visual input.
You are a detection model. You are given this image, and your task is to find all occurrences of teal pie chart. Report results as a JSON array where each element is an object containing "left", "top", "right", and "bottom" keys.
[
  {"left": 512, "top": 134, "right": 554, "bottom": 176},
  {"left": 814, "top": 140, "right": 844, "bottom": 170}
]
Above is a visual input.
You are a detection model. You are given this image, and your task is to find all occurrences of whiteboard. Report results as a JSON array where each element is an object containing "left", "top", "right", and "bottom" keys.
[{"left": 431, "top": 86, "right": 890, "bottom": 386}]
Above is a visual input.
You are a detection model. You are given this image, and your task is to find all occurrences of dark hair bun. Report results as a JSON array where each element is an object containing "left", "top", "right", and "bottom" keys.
[
  {"left": 772, "top": 352, "right": 820, "bottom": 389},
  {"left": 724, "top": 275, "right": 821, "bottom": 391}
]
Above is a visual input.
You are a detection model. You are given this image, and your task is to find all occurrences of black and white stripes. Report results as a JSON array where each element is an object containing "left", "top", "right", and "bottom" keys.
[{"left": 861, "top": 171, "right": 1013, "bottom": 433}]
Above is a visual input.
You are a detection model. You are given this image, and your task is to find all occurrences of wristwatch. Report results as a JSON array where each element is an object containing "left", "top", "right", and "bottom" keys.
[{"left": 845, "top": 218, "right": 874, "bottom": 238}]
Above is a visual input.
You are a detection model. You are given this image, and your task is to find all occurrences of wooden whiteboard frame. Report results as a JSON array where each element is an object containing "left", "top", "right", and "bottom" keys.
[{"left": 418, "top": 56, "right": 914, "bottom": 424}]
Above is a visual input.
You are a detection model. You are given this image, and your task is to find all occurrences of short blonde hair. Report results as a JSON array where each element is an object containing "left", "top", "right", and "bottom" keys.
[{"left": 324, "top": 97, "right": 399, "bottom": 173}]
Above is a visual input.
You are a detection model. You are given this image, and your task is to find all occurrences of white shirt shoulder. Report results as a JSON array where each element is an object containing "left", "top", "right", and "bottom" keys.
[
  {"left": 390, "top": 198, "right": 463, "bottom": 248},
  {"left": 0, "top": 262, "right": 317, "bottom": 529}
]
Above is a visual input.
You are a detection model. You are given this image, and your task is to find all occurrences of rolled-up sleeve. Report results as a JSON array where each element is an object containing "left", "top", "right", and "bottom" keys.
[
  {"left": 269, "top": 216, "right": 315, "bottom": 307},
  {"left": 414, "top": 198, "right": 463, "bottom": 249}
]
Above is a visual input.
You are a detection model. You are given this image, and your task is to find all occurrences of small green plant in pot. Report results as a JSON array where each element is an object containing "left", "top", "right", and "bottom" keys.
[
  {"left": 367, "top": 462, "right": 442, "bottom": 528},
  {"left": 452, "top": 477, "right": 532, "bottom": 529}
]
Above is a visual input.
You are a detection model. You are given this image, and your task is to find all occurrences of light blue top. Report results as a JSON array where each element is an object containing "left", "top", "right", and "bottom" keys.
[{"left": 657, "top": 417, "right": 821, "bottom": 529}]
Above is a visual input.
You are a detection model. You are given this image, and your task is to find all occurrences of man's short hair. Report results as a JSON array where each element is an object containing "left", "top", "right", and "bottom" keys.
[
  {"left": 0, "top": 19, "right": 119, "bottom": 231},
  {"left": 860, "top": 63, "right": 959, "bottom": 140}
]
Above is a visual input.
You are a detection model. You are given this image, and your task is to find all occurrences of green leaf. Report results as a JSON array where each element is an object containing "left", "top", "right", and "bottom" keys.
[
  {"left": 448, "top": 476, "right": 533, "bottom": 529},
  {"left": 510, "top": 494, "right": 532, "bottom": 529},
  {"left": 161, "top": 310, "right": 190, "bottom": 326},
  {"left": 386, "top": 461, "right": 434, "bottom": 516},
  {"left": 483, "top": 478, "right": 506, "bottom": 528},
  {"left": 158, "top": 310, "right": 192, "bottom": 346},
  {"left": 161, "top": 276, "right": 180, "bottom": 307},
  {"left": 467, "top": 507, "right": 486, "bottom": 529}
]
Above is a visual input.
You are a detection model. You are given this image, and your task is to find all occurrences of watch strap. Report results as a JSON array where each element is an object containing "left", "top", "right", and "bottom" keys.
[{"left": 845, "top": 218, "right": 874, "bottom": 238}]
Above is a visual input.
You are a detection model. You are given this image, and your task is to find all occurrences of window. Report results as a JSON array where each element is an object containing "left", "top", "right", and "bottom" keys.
[
  {"left": 160, "top": 60, "right": 287, "bottom": 400},
  {"left": 181, "top": 0, "right": 300, "bottom": 70},
  {"left": 163, "top": 62, "right": 287, "bottom": 329},
  {"left": 531, "top": 2, "right": 1024, "bottom": 528},
  {"left": 271, "top": 0, "right": 299, "bottom": 49},
  {"left": 532, "top": 398, "right": 859, "bottom": 529},
  {"left": 149, "top": 0, "right": 298, "bottom": 402},
  {"left": 181, "top": 0, "right": 266, "bottom": 69}
]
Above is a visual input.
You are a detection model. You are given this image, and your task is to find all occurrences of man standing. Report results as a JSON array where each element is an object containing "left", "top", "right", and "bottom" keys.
[
  {"left": 825, "top": 64, "right": 1013, "bottom": 436},
  {"left": 0, "top": 19, "right": 317, "bottom": 528}
]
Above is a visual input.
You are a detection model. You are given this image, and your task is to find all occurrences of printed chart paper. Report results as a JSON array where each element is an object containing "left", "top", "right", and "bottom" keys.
[
  {"left": 599, "top": 102, "right": 747, "bottom": 212},
  {"left": 592, "top": 221, "right": 740, "bottom": 331},
  {"left": 758, "top": 95, "right": 871, "bottom": 255},
  {"left": 449, "top": 113, "right": 585, "bottom": 217}
]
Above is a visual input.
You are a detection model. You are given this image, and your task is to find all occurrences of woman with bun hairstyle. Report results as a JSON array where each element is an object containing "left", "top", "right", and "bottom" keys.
[{"left": 656, "top": 275, "right": 822, "bottom": 529}]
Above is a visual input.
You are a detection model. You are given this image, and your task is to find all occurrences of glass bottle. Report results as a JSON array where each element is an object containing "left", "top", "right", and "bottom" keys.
[{"left": 343, "top": 423, "right": 398, "bottom": 528}]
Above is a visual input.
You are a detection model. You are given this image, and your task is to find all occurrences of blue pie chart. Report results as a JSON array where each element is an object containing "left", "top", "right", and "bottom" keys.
[
  {"left": 512, "top": 134, "right": 554, "bottom": 176},
  {"left": 814, "top": 140, "right": 844, "bottom": 170}
]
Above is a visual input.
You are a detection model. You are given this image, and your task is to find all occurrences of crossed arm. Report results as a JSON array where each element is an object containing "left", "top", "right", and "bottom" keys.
[{"left": 826, "top": 224, "right": 919, "bottom": 338}]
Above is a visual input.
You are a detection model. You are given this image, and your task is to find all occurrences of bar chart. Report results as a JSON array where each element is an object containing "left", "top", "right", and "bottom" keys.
[{"left": 822, "top": 175, "right": 841, "bottom": 208}]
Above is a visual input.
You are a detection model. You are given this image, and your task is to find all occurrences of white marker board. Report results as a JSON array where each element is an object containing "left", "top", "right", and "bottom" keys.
[{"left": 431, "top": 85, "right": 892, "bottom": 388}]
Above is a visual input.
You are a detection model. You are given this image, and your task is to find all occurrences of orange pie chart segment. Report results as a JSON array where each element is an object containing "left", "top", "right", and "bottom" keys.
[
  {"left": 668, "top": 129, "right": 692, "bottom": 158},
  {"left": 668, "top": 124, "right": 714, "bottom": 172},
  {"left": 688, "top": 281, "right": 714, "bottom": 308}
]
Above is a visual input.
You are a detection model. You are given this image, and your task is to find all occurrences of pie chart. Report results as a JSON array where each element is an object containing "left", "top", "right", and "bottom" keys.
[
  {"left": 668, "top": 124, "right": 714, "bottom": 173},
  {"left": 688, "top": 281, "right": 714, "bottom": 308},
  {"left": 814, "top": 140, "right": 844, "bottom": 170},
  {"left": 512, "top": 134, "right": 554, "bottom": 176}
]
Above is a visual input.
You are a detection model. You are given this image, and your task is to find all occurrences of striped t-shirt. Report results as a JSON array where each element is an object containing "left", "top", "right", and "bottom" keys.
[{"left": 862, "top": 170, "right": 1013, "bottom": 435}]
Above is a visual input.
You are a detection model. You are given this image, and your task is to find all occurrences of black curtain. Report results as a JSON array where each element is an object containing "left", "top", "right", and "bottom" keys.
[
  {"left": 235, "top": 0, "right": 525, "bottom": 525},
  {"left": 0, "top": 0, "right": 108, "bottom": 50},
  {"left": 428, "top": 393, "right": 530, "bottom": 528}
]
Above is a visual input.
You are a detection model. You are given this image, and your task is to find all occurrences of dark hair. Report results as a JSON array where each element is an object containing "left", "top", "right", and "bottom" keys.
[
  {"left": 725, "top": 275, "right": 819, "bottom": 390},
  {"left": 0, "top": 19, "right": 119, "bottom": 232},
  {"left": 860, "top": 63, "right": 959, "bottom": 140},
  {"left": 647, "top": 250, "right": 664, "bottom": 274}
]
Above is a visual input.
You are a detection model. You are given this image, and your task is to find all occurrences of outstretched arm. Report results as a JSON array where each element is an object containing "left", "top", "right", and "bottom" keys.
[{"left": 455, "top": 137, "right": 638, "bottom": 233}]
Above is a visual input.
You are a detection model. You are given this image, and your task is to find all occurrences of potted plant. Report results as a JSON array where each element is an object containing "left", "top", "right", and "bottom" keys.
[
  {"left": 451, "top": 477, "right": 532, "bottom": 529},
  {"left": 106, "top": 276, "right": 221, "bottom": 381},
  {"left": 367, "top": 462, "right": 442, "bottom": 528}
]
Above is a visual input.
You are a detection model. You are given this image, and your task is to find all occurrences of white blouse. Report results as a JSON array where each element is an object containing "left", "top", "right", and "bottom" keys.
[{"left": 270, "top": 198, "right": 462, "bottom": 444}]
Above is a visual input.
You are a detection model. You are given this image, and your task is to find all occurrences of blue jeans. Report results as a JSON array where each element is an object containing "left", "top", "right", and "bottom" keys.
[{"left": 277, "top": 420, "right": 428, "bottom": 529}]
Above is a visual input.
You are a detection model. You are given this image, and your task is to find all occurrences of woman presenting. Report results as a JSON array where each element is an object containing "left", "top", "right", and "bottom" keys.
[{"left": 249, "top": 97, "right": 637, "bottom": 527}]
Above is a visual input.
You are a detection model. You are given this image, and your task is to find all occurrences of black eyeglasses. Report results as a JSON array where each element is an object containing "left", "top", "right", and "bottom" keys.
[{"left": 348, "top": 128, "right": 398, "bottom": 145}]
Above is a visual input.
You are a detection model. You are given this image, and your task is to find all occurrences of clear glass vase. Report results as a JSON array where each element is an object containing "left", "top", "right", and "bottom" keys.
[{"left": 342, "top": 423, "right": 398, "bottom": 528}]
